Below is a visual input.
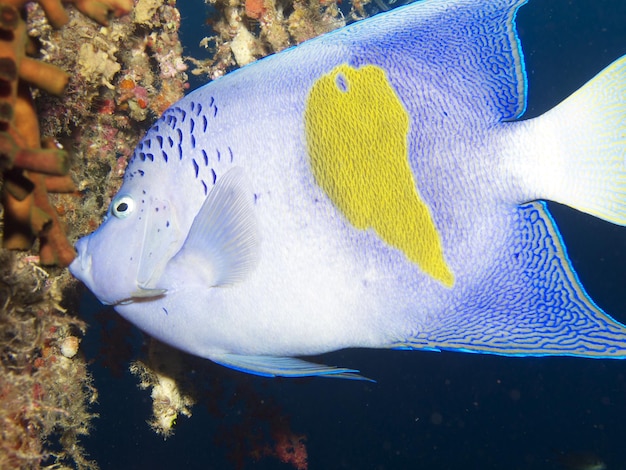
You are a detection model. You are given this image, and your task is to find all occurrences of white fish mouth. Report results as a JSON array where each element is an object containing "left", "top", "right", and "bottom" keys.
[{"left": 68, "top": 238, "right": 92, "bottom": 285}]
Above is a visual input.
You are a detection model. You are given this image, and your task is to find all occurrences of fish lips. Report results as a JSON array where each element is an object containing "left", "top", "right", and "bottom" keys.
[
  {"left": 69, "top": 237, "right": 93, "bottom": 287},
  {"left": 69, "top": 236, "right": 116, "bottom": 306}
]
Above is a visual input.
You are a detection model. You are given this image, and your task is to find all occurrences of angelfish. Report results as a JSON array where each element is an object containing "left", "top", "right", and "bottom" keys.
[{"left": 70, "top": 0, "right": 626, "bottom": 379}]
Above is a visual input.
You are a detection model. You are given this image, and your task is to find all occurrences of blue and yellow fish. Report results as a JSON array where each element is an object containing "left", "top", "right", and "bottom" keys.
[{"left": 69, "top": 0, "right": 626, "bottom": 379}]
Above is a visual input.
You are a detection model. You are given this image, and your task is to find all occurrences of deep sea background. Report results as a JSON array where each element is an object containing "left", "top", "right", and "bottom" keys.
[{"left": 74, "top": 0, "right": 626, "bottom": 469}]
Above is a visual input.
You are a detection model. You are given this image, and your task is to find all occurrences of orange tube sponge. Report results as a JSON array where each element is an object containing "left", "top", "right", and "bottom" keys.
[{"left": 66, "top": 0, "right": 133, "bottom": 25}]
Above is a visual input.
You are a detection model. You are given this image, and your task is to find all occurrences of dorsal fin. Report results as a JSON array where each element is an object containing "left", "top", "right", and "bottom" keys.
[{"left": 330, "top": 0, "right": 528, "bottom": 121}]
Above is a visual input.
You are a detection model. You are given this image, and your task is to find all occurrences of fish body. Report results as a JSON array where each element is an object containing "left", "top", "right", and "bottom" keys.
[{"left": 70, "top": 0, "right": 626, "bottom": 378}]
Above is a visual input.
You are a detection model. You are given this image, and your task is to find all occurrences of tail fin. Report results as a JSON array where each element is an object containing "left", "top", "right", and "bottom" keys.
[{"left": 514, "top": 54, "right": 626, "bottom": 225}]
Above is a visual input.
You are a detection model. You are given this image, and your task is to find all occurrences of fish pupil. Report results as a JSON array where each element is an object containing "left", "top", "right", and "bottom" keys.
[{"left": 117, "top": 202, "right": 128, "bottom": 212}]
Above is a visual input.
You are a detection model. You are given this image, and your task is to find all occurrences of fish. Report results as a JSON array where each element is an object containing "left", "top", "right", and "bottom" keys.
[{"left": 69, "top": 0, "right": 626, "bottom": 379}]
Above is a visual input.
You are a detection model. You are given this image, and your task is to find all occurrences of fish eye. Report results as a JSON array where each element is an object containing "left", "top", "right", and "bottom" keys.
[{"left": 111, "top": 195, "right": 135, "bottom": 219}]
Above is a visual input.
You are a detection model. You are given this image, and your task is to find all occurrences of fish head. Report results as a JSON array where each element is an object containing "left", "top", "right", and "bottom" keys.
[{"left": 70, "top": 184, "right": 181, "bottom": 306}]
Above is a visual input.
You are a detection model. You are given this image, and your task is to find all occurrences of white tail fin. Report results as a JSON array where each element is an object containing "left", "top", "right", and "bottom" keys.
[{"left": 511, "top": 55, "right": 626, "bottom": 225}]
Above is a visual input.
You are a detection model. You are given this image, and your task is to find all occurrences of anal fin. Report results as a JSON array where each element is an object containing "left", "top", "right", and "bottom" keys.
[{"left": 395, "top": 202, "right": 626, "bottom": 358}]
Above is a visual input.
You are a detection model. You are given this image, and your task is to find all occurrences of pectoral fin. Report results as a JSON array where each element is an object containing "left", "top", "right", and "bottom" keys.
[
  {"left": 212, "top": 353, "right": 372, "bottom": 381},
  {"left": 171, "top": 167, "right": 259, "bottom": 287}
]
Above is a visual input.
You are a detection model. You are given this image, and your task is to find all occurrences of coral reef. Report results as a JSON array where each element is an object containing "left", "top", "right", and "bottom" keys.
[
  {"left": 0, "top": 250, "right": 97, "bottom": 469},
  {"left": 189, "top": 0, "right": 360, "bottom": 79},
  {"left": 129, "top": 339, "right": 195, "bottom": 437},
  {"left": 0, "top": 0, "right": 133, "bottom": 267},
  {"left": 29, "top": 0, "right": 188, "bottom": 240},
  {"left": 0, "top": 0, "right": 188, "bottom": 468},
  {"left": 132, "top": 347, "right": 311, "bottom": 469}
]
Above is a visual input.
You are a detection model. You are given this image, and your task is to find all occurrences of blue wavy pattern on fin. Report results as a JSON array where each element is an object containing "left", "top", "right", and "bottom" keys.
[
  {"left": 397, "top": 202, "right": 626, "bottom": 357},
  {"left": 340, "top": 0, "right": 528, "bottom": 121},
  {"left": 212, "top": 354, "right": 372, "bottom": 381}
]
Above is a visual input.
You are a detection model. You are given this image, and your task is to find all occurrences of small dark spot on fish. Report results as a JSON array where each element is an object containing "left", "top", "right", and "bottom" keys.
[
  {"left": 154, "top": 125, "right": 160, "bottom": 132},
  {"left": 162, "top": 308, "right": 168, "bottom": 315},
  {"left": 254, "top": 193, "right": 259, "bottom": 203},
  {"left": 335, "top": 73, "right": 348, "bottom": 92},
  {"left": 190, "top": 119, "right": 195, "bottom": 134},
  {"left": 216, "top": 149, "right": 221, "bottom": 162},
  {"left": 202, "top": 115, "right": 207, "bottom": 132},
  {"left": 191, "top": 101, "right": 195, "bottom": 112},
  {"left": 202, "top": 180, "right": 208, "bottom": 195},
  {"left": 191, "top": 135, "right": 196, "bottom": 148},
  {"left": 211, "top": 168, "right": 216, "bottom": 184},
  {"left": 176, "top": 128, "right": 183, "bottom": 143},
  {"left": 142, "top": 190, "right": 146, "bottom": 194},
  {"left": 166, "top": 221, "right": 170, "bottom": 227},
  {"left": 146, "top": 153, "right": 154, "bottom": 162},
  {"left": 156, "top": 135, "right": 163, "bottom": 147},
  {"left": 138, "top": 169, "right": 144, "bottom": 176},
  {"left": 209, "top": 96, "right": 214, "bottom": 107},
  {"left": 192, "top": 159, "right": 199, "bottom": 177},
  {"left": 202, "top": 149, "right": 208, "bottom": 166},
  {"left": 155, "top": 207, "right": 159, "bottom": 212},
  {"left": 167, "top": 136, "right": 174, "bottom": 147},
  {"left": 213, "top": 105, "right": 218, "bottom": 117},
  {"left": 181, "top": 110, "right": 187, "bottom": 122},
  {"left": 228, "top": 147, "right": 233, "bottom": 162},
  {"left": 178, "top": 144, "right": 183, "bottom": 160},
  {"left": 139, "top": 152, "right": 146, "bottom": 161},
  {"left": 162, "top": 150, "right": 168, "bottom": 162},
  {"left": 196, "top": 103, "right": 202, "bottom": 115},
  {"left": 145, "top": 139, "right": 151, "bottom": 149}
]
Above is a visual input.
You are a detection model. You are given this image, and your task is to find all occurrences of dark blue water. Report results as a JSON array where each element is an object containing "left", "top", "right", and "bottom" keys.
[{"left": 79, "top": 1, "right": 626, "bottom": 468}]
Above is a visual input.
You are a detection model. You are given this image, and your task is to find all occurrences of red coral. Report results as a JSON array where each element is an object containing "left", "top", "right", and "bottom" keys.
[{"left": 270, "top": 431, "right": 309, "bottom": 470}]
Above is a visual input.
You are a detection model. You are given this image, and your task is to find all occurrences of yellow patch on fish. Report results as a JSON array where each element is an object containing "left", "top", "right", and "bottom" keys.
[{"left": 304, "top": 64, "right": 454, "bottom": 286}]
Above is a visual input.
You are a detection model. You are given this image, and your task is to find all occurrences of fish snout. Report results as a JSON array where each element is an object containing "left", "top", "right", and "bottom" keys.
[{"left": 68, "top": 237, "right": 92, "bottom": 282}]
